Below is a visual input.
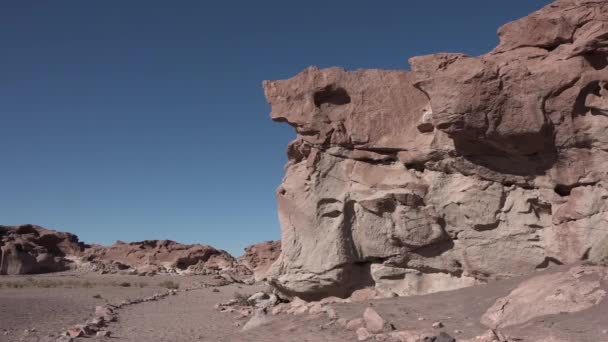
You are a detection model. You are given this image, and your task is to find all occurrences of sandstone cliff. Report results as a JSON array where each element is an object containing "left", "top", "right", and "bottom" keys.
[{"left": 264, "top": 0, "right": 608, "bottom": 299}]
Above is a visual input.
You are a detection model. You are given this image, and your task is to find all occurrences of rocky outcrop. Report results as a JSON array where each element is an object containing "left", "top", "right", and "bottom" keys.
[
  {"left": 83, "top": 240, "right": 241, "bottom": 276},
  {"left": 0, "top": 224, "right": 87, "bottom": 275},
  {"left": 0, "top": 224, "right": 261, "bottom": 278},
  {"left": 237, "top": 240, "right": 281, "bottom": 281},
  {"left": 264, "top": 0, "right": 608, "bottom": 299}
]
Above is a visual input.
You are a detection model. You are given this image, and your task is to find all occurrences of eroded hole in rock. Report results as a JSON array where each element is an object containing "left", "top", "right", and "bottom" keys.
[
  {"left": 582, "top": 248, "right": 591, "bottom": 261},
  {"left": 554, "top": 184, "right": 572, "bottom": 197},
  {"left": 574, "top": 81, "right": 602, "bottom": 116},
  {"left": 585, "top": 53, "right": 608, "bottom": 70},
  {"left": 405, "top": 163, "right": 425, "bottom": 172},
  {"left": 313, "top": 86, "right": 351, "bottom": 108}
]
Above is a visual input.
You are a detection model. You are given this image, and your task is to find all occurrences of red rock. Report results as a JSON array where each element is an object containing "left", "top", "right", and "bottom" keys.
[
  {"left": 0, "top": 225, "right": 87, "bottom": 275},
  {"left": 237, "top": 240, "right": 280, "bottom": 281}
]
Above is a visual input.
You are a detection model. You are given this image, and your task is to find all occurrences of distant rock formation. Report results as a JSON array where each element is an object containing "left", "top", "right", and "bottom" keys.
[
  {"left": 0, "top": 224, "right": 87, "bottom": 275},
  {"left": 264, "top": 0, "right": 608, "bottom": 299},
  {"left": 237, "top": 240, "right": 281, "bottom": 281},
  {"left": 0, "top": 224, "right": 273, "bottom": 280},
  {"left": 82, "top": 240, "right": 242, "bottom": 276}
]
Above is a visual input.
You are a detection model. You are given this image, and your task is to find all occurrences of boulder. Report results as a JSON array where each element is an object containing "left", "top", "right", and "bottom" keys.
[
  {"left": 265, "top": 0, "right": 608, "bottom": 299},
  {"left": 481, "top": 265, "right": 608, "bottom": 329},
  {"left": 363, "top": 307, "right": 385, "bottom": 333}
]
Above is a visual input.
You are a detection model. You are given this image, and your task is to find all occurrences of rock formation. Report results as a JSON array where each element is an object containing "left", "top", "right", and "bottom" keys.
[
  {"left": 264, "top": 0, "right": 608, "bottom": 299},
  {"left": 237, "top": 240, "right": 281, "bottom": 281},
  {"left": 0, "top": 224, "right": 87, "bottom": 275},
  {"left": 83, "top": 240, "right": 240, "bottom": 275},
  {"left": 0, "top": 224, "right": 270, "bottom": 278}
]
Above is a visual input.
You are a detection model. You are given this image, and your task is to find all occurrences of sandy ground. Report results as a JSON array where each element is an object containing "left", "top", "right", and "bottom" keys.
[{"left": 1, "top": 266, "right": 607, "bottom": 342}]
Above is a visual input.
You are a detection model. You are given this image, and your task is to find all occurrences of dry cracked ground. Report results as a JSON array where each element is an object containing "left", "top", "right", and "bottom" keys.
[{"left": 1, "top": 264, "right": 607, "bottom": 342}]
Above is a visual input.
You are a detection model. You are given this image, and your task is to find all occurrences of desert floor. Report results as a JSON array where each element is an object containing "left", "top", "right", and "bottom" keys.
[{"left": 1, "top": 266, "right": 606, "bottom": 342}]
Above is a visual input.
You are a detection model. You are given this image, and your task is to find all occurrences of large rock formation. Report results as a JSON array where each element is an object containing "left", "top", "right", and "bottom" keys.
[
  {"left": 0, "top": 224, "right": 87, "bottom": 275},
  {"left": 264, "top": 0, "right": 608, "bottom": 299}
]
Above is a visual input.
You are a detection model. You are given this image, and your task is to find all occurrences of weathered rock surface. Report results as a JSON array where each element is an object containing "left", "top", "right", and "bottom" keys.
[
  {"left": 265, "top": 0, "right": 608, "bottom": 299},
  {"left": 0, "top": 225, "right": 87, "bottom": 275},
  {"left": 237, "top": 240, "right": 281, "bottom": 281}
]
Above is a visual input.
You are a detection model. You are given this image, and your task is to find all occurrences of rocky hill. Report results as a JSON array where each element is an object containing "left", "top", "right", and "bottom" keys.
[
  {"left": 264, "top": 0, "right": 608, "bottom": 300},
  {"left": 0, "top": 224, "right": 280, "bottom": 279}
]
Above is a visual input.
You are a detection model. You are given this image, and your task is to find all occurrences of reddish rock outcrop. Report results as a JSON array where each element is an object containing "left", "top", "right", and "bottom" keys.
[
  {"left": 237, "top": 240, "right": 281, "bottom": 281},
  {"left": 0, "top": 224, "right": 87, "bottom": 275},
  {"left": 265, "top": 0, "right": 608, "bottom": 299},
  {"left": 83, "top": 240, "right": 240, "bottom": 275}
]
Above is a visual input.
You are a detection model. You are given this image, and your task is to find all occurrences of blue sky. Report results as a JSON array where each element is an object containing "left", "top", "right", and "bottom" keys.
[{"left": 0, "top": 0, "right": 551, "bottom": 256}]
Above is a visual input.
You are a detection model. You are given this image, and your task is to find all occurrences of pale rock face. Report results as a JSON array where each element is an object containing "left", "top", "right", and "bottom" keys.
[{"left": 264, "top": 0, "right": 608, "bottom": 300}]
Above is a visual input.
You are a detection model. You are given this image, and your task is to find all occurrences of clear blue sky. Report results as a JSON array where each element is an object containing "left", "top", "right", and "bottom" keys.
[{"left": 0, "top": 0, "right": 551, "bottom": 256}]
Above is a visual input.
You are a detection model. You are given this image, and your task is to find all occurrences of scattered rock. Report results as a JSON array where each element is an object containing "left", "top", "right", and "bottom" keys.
[
  {"left": 96, "top": 330, "right": 111, "bottom": 337},
  {"left": 432, "top": 321, "right": 444, "bottom": 329}
]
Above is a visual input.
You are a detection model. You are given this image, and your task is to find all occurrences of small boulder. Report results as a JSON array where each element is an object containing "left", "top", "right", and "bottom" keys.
[
  {"left": 432, "top": 321, "right": 444, "bottom": 329},
  {"left": 346, "top": 318, "right": 365, "bottom": 331},
  {"left": 363, "top": 307, "right": 386, "bottom": 333},
  {"left": 308, "top": 302, "right": 324, "bottom": 315},
  {"left": 242, "top": 309, "right": 271, "bottom": 331},
  {"left": 96, "top": 330, "right": 111, "bottom": 337},
  {"left": 357, "top": 327, "right": 371, "bottom": 341},
  {"left": 94, "top": 306, "right": 115, "bottom": 322}
]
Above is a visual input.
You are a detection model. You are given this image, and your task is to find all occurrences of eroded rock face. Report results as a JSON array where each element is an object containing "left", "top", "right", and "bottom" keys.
[
  {"left": 0, "top": 224, "right": 87, "bottom": 275},
  {"left": 265, "top": 0, "right": 608, "bottom": 299}
]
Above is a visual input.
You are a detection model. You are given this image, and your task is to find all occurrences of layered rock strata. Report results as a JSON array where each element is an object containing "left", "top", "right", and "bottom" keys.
[{"left": 264, "top": 0, "right": 608, "bottom": 299}]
